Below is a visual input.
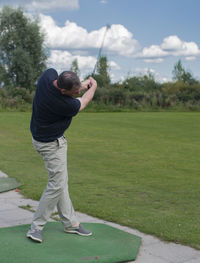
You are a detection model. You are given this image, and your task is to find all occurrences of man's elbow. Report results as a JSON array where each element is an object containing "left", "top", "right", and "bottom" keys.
[{"left": 77, "top": 98, "right": 89, "bottom": 111}]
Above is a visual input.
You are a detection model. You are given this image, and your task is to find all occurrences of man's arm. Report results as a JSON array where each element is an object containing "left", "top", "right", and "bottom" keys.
[{"left": 77, "top": 77, "right": 97, "bottom": 111}]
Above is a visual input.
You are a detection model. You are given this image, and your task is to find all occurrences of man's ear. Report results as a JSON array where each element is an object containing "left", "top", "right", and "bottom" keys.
[{"left": 60, "top": 89, "right": 66, "bottom": 95}]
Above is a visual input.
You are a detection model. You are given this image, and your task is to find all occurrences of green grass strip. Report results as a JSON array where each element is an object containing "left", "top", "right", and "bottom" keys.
[{"left": 0, "top": 112, "right": 200, "bottom": 249}]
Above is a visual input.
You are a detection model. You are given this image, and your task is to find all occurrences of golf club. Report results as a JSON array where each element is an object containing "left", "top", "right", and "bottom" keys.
[{"left": 88, "top": 24, "right": 110, "bottom": 88}]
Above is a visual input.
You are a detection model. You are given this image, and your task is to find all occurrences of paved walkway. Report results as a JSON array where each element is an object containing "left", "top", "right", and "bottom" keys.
[{"left": 0, "top": 170, "right": 200, "bottom": 263}]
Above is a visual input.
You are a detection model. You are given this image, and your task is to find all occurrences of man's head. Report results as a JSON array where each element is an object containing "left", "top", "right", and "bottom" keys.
[{"left": 57, "top": 71, "right": 81, "bottom": 96}]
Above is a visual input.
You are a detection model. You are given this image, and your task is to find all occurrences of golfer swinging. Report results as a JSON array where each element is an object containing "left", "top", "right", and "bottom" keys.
[{"left": 27, "top": 68, "right": 97, "bottom": 242}]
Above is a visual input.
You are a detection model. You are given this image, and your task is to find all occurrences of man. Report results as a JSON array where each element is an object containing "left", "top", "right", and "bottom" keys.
[{"left": 27, "top": 68, "right": 97, "bottom": 243}]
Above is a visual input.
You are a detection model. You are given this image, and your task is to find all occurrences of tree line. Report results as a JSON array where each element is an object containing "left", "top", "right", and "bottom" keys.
[
  {"left": 0, "top": 6, "right": 199, "bottom": 111},
  {"left": 90, "top": 58, "right": 200, "bottom": 111}
]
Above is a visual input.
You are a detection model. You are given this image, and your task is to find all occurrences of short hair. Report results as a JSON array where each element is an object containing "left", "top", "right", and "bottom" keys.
[{"left": 57, "top": 71, "right": 81, "bottom": 90}]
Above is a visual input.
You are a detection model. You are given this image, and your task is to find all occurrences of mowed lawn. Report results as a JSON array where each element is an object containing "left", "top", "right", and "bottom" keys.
[{"left": 0, "top": 112, "right": 200, "bottom": 249}]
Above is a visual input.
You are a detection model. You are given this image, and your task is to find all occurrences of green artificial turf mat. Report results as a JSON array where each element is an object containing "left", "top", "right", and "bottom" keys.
[
  {"left": 0, "top": 222, "right": 141, "bottom": 263},
  {"left": 0, "top": 177, "right": 21, "bottom": 193}
]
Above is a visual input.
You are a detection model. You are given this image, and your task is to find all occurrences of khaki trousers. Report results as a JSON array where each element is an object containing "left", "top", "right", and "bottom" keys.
[{"left": 31, "top": 136, "right": 78, "bottom": 231}]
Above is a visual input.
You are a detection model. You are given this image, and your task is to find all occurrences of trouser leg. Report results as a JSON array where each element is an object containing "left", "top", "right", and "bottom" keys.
[
  {"left": 56, "top": 137, "right": 78, "bottom": 228},
  {"left": 56, "top": 180, "right": 78, "bottom": 228},
  {"left": 30, "top": 137, "right": 78, "bottom": 231}
]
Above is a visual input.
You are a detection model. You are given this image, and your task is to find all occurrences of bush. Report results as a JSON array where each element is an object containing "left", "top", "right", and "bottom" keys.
[{"left": 0, "top": 86, "right": 34, "bottom": 110}]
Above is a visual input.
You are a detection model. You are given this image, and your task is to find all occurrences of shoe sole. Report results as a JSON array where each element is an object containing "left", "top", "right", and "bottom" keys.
[
  {"left": 27, "top": 233, "right": 42, "bottom": 243},
  {"left": 65, "top": 230, "right": 92, "bottom": 236}
]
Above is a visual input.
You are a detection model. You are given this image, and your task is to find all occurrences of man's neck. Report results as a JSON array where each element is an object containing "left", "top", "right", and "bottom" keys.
[{"left": 53, "top": 80, "right": 58, "bottom": 89}]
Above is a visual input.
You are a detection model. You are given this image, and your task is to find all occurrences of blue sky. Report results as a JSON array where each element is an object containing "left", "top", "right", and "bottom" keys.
[{"left": 1, "top": 0, "right": 200, "bottom": 82}]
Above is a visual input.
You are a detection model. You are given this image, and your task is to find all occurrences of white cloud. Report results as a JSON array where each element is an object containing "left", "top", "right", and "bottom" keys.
[
  {"left": 47, "top": 49, "right": 120, "bottom": 79},
  {"left": 110, "top": 73, "right": 125, "bottom": 83},
  {"left": 185, "top": 56, "right": 196, "bottom": 61},
  {"left": 144, "top": 58, "right": 164, "bottom": 63},
  {"left": 0, "top": 0, "right": 79, "bottom": 11},
  {"left": 39, "top": 14, "right": 140, "bottom": 57},
  {"left": 100, "top": 0, "right": 108, "bottom": 4},
  {"left": 138, "top": 35, "right": 200, "bottom": 62},
  {"left": 105, "top": 24, "right": 140, "bottom": 56},
  {"left": 131, "top": 68, "right": 169, "bottom": 83},
  {"left": 161, "top": 35, "right": 183, "bottom": 51},
  {"left": 159, "top": 77, "right": 169, "bottom": 83},
  {"left": 140, "top": 45, "right": 168, "bottom": 58},
  {"left": 27, "top": 0, "right": 79, "bottom": 11},
  {"left": 161, "top": 35, "right": 200, "bottom": 56},
  {"left": 108, "top": 61, "right": 120, "bottom": 70},
  {"left": 133, "top": 67, "right": 156, "bottom": 75},
  {"left": 47, "top": 49, "right": 96, "bottom": 79}
]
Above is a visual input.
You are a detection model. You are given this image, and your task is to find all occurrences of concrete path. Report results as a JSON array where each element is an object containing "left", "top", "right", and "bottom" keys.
[{"left": 0, "top": 170, "right": 200, "bottom": 263}]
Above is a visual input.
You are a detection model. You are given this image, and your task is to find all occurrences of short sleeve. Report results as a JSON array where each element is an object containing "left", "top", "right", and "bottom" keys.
[
  {"left": 38, "top": 68, "right": 58, "bottom": 88},
  {"left": 54, "top": 96, "right": 81, "bottom": 117},
  {"left": 68, "top": 98, "right": 81, "bottom": 117}
]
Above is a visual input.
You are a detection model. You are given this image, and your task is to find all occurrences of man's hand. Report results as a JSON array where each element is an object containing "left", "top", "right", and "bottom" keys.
[
  {"left": 80, "top": 77, "right": 97, "bottom": 92},
  {"left": 88, "top": 77, "right": 97, "bottom": 89},
  {"left": 80, "top": 79, "right": 91, "bottom": 92}
]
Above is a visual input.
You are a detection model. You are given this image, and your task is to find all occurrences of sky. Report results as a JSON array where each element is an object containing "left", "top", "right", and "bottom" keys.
[{"left": 0, "top": 0, "right": 200, "bottom": 82}]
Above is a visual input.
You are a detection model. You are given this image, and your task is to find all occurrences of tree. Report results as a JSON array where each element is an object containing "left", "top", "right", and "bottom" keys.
[
  {"left": 172, "top": 60, "right": 197, "bottom": 85},
  {"left": 0, "top": 6, "right": 47, "bottom": 91},
  {"left": 95, "top": 55, "right": 110, "bottom": 87},
  {"left": 123, "top": 72, "right": 160, "bottom": 92},
  {"left": 70, "top": 58, "right": 80, "bottom": 77}
]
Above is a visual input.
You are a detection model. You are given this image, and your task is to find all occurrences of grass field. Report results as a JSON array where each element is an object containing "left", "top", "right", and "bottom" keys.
[{"left": 0, "top": 112, "right": 200, "bottom": 249}]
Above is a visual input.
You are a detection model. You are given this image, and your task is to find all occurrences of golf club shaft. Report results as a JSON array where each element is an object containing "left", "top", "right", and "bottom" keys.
[{"left": 88, "top": 25, "right": 110, "bottom": 89}]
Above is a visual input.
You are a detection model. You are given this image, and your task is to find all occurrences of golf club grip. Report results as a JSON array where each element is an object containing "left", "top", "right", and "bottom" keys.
[{"left": 88, "top": 73, "right": 94, "bottom": 89}]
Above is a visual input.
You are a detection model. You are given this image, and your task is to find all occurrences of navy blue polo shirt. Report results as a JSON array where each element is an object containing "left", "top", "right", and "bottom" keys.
[{"left": 30, "top": 68, "right": 81, "bottom": 142}]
